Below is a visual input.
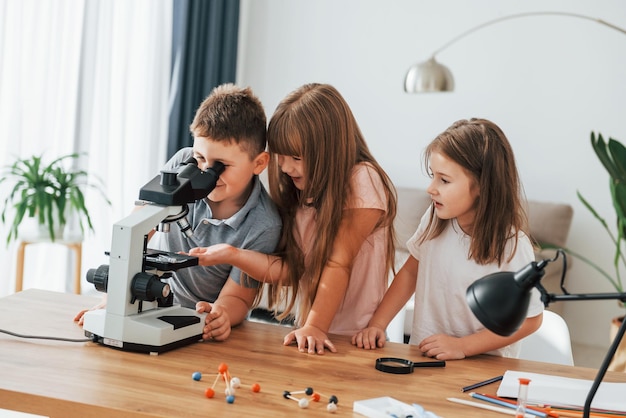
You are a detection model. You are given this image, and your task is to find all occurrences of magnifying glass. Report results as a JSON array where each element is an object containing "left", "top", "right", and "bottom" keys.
[{"left": 375, "top": 357, "right": 446, "bottom": 374}]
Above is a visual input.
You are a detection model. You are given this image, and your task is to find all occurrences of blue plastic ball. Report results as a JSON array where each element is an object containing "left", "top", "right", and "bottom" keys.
[
  {"left": 226, "top": 394, "right": 235, "bottom": 404},
  {"left": 192, "top": 371, "right": 202, "bottom": 381}
]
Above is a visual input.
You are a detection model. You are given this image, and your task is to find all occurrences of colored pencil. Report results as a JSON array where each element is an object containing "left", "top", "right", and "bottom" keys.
[
  {"left": 447, "top": 397, "right": 535, "bottom": 417},
  {"left": 545, "top": 407, "right": 626, "bottom": 418},
  {"left": 469, "top": 392, "right": 547, "bottom": 418},
  {"left": 475, "top": 393, "right": 559, "bottom": 417},
  {"left": 461, "top": 375, "right": 504, "bottom": 392}
]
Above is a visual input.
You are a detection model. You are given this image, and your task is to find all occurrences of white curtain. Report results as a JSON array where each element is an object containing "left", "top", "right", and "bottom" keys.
[{"left": 0, "top": 0, "right": 172, "bottom": 297}]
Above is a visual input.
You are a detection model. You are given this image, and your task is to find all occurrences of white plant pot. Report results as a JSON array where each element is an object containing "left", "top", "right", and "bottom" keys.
[{"left": 16, "top": 216, "right": 66, "bottom": 242}]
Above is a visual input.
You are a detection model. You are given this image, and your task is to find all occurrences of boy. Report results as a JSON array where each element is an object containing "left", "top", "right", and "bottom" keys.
[{"left": 75, "top": 84, "right": 282, "bottom": 341}]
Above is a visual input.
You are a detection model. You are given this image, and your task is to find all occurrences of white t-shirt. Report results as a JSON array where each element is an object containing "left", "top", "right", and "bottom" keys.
[{"left": 406, "top": 210, "right": 544, "bottom": 358}]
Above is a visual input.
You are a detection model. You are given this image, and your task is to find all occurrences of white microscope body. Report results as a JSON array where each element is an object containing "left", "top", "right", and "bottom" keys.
[{"left": 82, "top": 160, "right": 224, "bottom": 354}]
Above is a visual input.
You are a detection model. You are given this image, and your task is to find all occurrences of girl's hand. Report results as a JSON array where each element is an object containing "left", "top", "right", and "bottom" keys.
[
  {"left": 187, "top": 244, "right": 235, "bottom": 266},
  {"left": 196, "top": 301, "right": 232, "bottom": 341},
  {"left": 351, "top": 327, "right": 387, "bottom": 349},
  {"left": 283, "top": 325, "right": 337, "bottom": 355},
  {"left": 418, "top": 334, "right": 466, "bottom": 360}
]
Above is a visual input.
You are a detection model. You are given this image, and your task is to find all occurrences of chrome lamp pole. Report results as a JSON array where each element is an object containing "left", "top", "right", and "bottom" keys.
[{"left": 404, "top": 11, "right": 626, "bottom": 93}]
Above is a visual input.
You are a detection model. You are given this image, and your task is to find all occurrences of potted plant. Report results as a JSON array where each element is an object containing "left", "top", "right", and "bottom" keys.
[
  {"left": 0, "top": 153, "right": 110, "bottom": 245},
  {"left": 545, "top": 132, "right": 625, "bottom": 371}
]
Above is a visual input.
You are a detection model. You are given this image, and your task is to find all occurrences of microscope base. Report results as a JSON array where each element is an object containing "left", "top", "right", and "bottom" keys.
[
  {"left": 86, "top": 332, "right": 202, "bottom": 354},
  {"left": 83, "top": 305, "right": 205, "bottom": 354}
]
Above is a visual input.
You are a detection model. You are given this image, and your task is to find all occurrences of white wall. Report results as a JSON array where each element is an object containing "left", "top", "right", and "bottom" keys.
[{"left": 236, "top": 0, "right": 626, "bottom": 352}]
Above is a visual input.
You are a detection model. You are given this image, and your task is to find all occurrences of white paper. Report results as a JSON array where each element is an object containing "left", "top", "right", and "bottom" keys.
[
  {"left": 353, "top": 397, "right": 442, "bottom": 418},
  {"left": 496, "top": 370, "right": 626, "bottom": 412},
  {"left": 353, "top": 397, "right": 413, "bottom": 418}
]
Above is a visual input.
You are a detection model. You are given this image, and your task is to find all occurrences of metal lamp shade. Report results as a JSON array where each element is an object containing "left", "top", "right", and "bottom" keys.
[{"left": 404, "top": 57, "right": 454, "bottom": 93}]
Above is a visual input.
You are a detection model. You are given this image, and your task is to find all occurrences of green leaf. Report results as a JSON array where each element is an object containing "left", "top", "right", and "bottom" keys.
[
  {"left": 591, "top": 133, "right": 619, "bottom": 180},
  {"left": 608, "top": 138, "right": 626, "bottom": 183},
  {"left": 577, "top": 191, "right": 609, "bottom": 230},
  {"left": 0, "top": 152, "right": 110, "bottom": 245},
  {"left": 572, "top": 132, "right": 626, "bottom": 296}
]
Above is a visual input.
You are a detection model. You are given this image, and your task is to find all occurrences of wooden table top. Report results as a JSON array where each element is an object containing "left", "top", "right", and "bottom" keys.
[{"left": 1, "top": 289, "right": 624, "bottom": 418}]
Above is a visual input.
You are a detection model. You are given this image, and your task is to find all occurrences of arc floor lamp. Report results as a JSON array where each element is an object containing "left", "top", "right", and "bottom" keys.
[{"left": 404, "top": 11, "right": 626, "bottom": 93}]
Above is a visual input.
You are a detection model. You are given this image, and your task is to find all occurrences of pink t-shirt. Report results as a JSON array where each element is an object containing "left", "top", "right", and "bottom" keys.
[{"left": 294, "top": 163, "right": 389, "bottom": 335}]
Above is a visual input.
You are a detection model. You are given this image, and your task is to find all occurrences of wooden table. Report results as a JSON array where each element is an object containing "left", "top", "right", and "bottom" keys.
[{"left": 1, "top": 289, "right": 624, "bottom": 418}]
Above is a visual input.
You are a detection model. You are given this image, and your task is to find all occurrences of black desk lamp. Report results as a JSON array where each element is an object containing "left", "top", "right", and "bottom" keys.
[{"left": 466, "top": 250, "right": 626, "bottom": 418}]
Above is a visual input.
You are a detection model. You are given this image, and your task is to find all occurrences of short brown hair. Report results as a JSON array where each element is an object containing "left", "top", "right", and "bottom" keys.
[{"left": 190, "top": 83, "right": 266, "bottom": 159}]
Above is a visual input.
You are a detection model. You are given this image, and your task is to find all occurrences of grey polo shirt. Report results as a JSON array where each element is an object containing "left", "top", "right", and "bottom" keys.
[{"left": 150, "top": 148, "right": 282, "bottom": 309}]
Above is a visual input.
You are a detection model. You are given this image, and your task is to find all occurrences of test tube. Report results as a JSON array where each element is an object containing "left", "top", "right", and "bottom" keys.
[{"left": 515, "top": 377, "right": 531, "bottom": 418}]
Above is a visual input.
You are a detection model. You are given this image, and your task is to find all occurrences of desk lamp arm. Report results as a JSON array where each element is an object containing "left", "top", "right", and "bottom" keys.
[{"left": 532, "top": 250, "right": 626, "bottom": 418}]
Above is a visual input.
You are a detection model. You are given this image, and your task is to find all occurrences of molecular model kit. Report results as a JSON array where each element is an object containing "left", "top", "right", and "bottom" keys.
[
  {"left": 283, "top": 387, "right": 339, "bottom": 413},
  {"left": 191, "top": 363, "right": 339, "bottom": 413}
]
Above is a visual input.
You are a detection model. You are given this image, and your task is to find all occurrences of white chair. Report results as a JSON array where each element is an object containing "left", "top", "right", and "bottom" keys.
[{"left": 518, "top": 310, "right": 574, "bottom": 366}]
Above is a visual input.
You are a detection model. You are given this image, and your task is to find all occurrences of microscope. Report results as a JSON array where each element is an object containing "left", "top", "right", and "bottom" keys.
[{"left": 82, "top": 158, "right": 225, "bottom": 354}]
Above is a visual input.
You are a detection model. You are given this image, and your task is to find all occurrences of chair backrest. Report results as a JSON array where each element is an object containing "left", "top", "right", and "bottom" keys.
[{"left": 518, "top": 310, "right": 574, "bottom": 366}]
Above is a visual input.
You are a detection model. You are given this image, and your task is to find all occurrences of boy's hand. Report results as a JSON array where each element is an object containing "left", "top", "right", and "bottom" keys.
[
  {"left": 196, "top": 301, "right": 231, "bottom": 341},
  {"left": 351, "top": 326, "right": 387, "bottom": 349},
  {"left": 283, "top": 325, "right": 337, "bottom": 355},
  {"left": 418, "top": 334, "right": 466, "bottom": 360},
  {"left": 188, "top": 244, "right": 235, "bottom": 266},
  {"left": 73, "top": 298, "right": 107, "bottom": 326}
]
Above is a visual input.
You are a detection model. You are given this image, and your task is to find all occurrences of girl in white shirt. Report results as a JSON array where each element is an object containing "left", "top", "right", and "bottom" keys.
[{"left": 352, "top": 118, "right": 544, "bottom": 360}]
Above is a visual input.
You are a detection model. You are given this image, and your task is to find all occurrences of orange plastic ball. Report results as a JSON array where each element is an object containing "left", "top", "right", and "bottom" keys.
[
  {"left": 205, "top": 388, "right": 215, "bottom": 398},
  {"left": 217, "top": 363, "right": 228, "bottom": 374},
  {"left": 251, "top": 383, "right": 261, "bottom": 393},
  {"left": 311, "top": 392, "right": 321, "bottom": 402}
]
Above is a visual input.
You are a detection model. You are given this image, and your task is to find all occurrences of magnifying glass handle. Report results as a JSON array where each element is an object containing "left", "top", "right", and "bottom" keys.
[{"left": 412, "top": 360, "right": 446, "bottom": 367}]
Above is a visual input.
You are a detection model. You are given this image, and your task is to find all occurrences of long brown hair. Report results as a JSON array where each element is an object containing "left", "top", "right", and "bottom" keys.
[
  {"left": 419, "top": 118, "right": 529, "bottom": 265},
  {"left": 266, "top": 83, "right": 397, "bottom": 324}
]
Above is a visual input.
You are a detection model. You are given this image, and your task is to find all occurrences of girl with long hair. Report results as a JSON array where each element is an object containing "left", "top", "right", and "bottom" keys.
[
  {"left": 189, "top": 83, "right": 397, "bottom": 354},
  {"left": 352, "top": 118, "right": 543, "bottom": 360}
]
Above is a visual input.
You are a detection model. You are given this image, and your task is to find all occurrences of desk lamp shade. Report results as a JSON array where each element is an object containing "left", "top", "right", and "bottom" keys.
[{"left": 466, "top": 262, "right": 546, "bottom": 336}]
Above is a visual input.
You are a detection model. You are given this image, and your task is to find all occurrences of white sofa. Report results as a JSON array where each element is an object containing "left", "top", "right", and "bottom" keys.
[{"left": 393, "top": 187, "right": 574, "bottom": 339}]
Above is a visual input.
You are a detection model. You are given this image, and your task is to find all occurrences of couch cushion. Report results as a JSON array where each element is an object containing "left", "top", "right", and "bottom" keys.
[
  {"left": 526, "top": 200, "right": 573, "bottom": 247},
  {"left": 394, "top": 187, "right": 574, "bottom": 250},
  {"left": 394, "top": 187, "right": 431, "bottom": 252}
]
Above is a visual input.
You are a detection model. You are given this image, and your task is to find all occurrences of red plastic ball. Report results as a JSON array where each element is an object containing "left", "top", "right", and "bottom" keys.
[
  {"left": 217, "top": 363, "right": 228, "bottom": 374},
  {"left": 205, "top": 388, "right": 215, "bottom": 398},
  {"left": 311, "top": 393, "right": 321, "bottom": 402},
  {"left": 251, "top": 383, "right": 261, "bottom": 393}
]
